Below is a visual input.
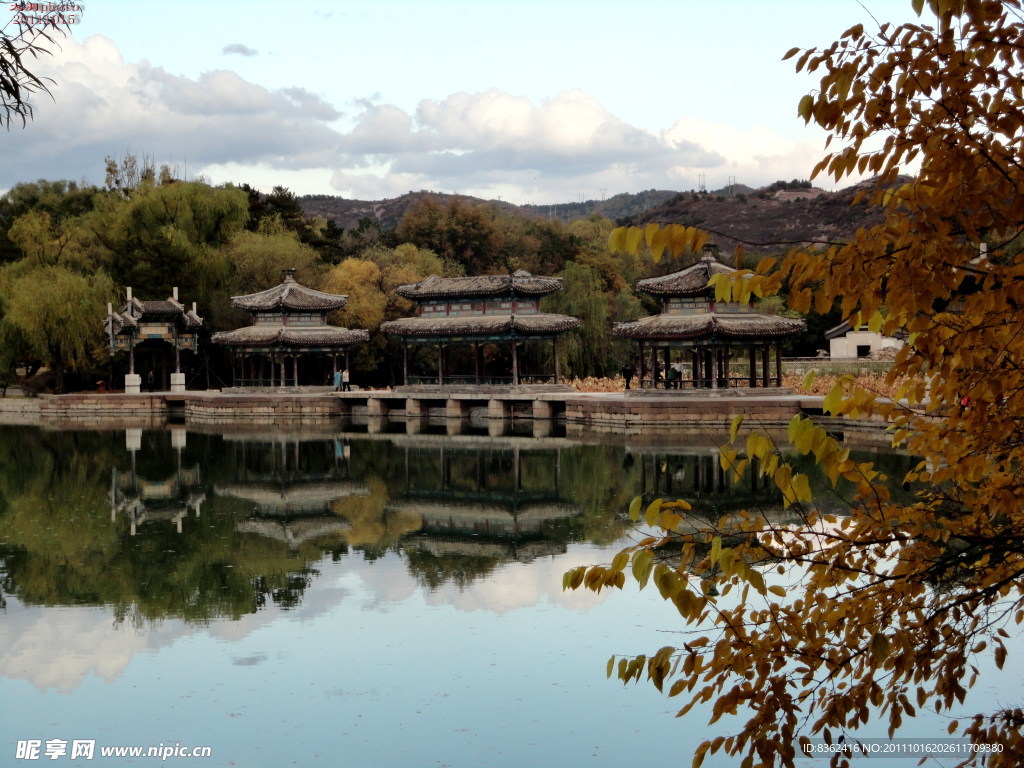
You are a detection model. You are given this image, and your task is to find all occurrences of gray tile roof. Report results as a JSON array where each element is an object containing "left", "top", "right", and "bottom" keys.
[
  {"left": 211, "top": 325, "right": 369, "bottom": 347},
  {"left": 395, "top": 270, "right": 563, "bottom": 300},
  {"left": 613, "top": 311, "right": 805, "bottom": 340},
  {"left": 381, "top": 313, "right": 580, "bottom": 338},
  {"left": 230, "top": 272, "right": 349, "bottom": 312},
  {"left": 636, "top": 253, "right": 736, "bottom": 297}
]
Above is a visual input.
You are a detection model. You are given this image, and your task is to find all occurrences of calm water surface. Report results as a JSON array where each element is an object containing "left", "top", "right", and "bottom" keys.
[{"left": 0, "top": 423, "right": 1014, "bottom": 767}]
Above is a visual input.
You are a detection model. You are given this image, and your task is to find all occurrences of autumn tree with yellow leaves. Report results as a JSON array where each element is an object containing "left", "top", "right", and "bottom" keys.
[{"left": 568, "top": 2, "right": 1024, "bottom": 766}]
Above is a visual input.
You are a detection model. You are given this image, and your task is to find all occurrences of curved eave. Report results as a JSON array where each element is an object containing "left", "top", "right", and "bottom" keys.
[
  {"left": 636, "top": 256, "right": 736, "bottom": 298},
  {"left": 211, "top": 325, "right": 369, "bottom": 348},
  {"left": 230, "top": 280, "right": 349, "bottom": 312},
  {"left": 613, "top": 312, "right": 806, "bottom": 340},
  {"left": 394, "top": 272, "right": 563, "bottom": 300},
  {"left": 216, "top": 481, "right": 371, "bottom": 505},
  {"left": 381, "top": 314, "right": 580, "bottom": 338},
  {"left": 386, "top": 499, "right": 579, "bottom": 522}
]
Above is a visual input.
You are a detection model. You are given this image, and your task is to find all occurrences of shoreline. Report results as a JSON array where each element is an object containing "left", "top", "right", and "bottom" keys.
[{"left": 0, "top": 387, "right": 896, "bottom": 448}]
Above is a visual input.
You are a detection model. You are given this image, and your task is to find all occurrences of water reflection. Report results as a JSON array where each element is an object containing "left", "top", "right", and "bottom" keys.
[
  {"left": 216, "top": 435, "right": 368, "bottom": 548},
  {"left": 0, "top": 424, "right": 945, "bottom": 767},
  {"left": 110, "top": 428, "right": 205, "bottom": 536},
  {"left": 0, "top": 425, "right": 918, "bottom": 625}
]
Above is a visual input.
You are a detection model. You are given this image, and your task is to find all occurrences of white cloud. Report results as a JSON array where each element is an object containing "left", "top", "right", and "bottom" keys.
[
  {"left": 6, "top": 35, "right": 345, "bottom": 188},
  {"left": 6, "top": 35, "right": 824, "bottom": 203},
  {"left": 662, "top": 117, "right": 827, "bottom": 188}
]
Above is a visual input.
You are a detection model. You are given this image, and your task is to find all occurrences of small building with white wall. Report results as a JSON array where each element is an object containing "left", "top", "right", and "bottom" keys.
[{"left": 825, "top": 321, "right": 904, "bottom": 359}]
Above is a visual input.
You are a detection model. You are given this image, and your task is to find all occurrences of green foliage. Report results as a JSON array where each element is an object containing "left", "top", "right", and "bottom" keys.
[
  {"left": 0, "top": 265, "right": 113, "bottom": 392},
  {"left": 223, "top": 227, "right": 323, "bottom": 296},
  {"left": 396, "top": 196, "right": 504, "bottom": 274},
  {"left": 0, "top": 180, "right": 100, "bottom": 264},
  {"left": 542, "top": 262, "right": 610, "bottom": 378},
  {"left": 94, "top": 181, "right": 247, "bottom": 302}
]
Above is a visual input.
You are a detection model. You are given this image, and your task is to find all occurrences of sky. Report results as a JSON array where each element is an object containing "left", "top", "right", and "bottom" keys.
[{"left": 3, "top": 0, "right": 912, "bottom": 204}]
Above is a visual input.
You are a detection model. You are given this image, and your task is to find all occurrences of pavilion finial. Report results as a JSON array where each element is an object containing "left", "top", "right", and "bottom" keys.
[
  {"left": 282, "top": 268, "right": 297, "bottom": 282},
  {"left": 701, "top": 243, "right": 718, "bottom": 262}
]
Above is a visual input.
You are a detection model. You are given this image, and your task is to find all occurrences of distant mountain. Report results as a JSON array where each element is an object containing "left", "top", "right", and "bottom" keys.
[
  {"left": 628, "top": 180, "right": 893, "bottom": 255},
  {"left": 299, "top": 180, "right": 898, "bottom": 254},
  {"left": 297, "top": 189, "right": 683, "bottom": 231},
  {"left": 300, "top": 191, "right": 460, "bottom": 231}
]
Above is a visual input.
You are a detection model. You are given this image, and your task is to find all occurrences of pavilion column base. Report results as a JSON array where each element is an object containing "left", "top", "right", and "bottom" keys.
[
  {"left": 532, "top": 400, "right": 554, "bottom": 420},
  {"left": 170, "top": 373, "right": 186, "bottom": 393},
  {"left": 367, "top": 398, "right": 390, "bottom": 417},
  {"left": 488, "top": 398, "right": 510, "bottom": 419},
  {"left": 125, "top": 374, "right": 141, "bottom": 394},
  {"left": 446, "top": 399, "right": 468, "bottom": 418}
]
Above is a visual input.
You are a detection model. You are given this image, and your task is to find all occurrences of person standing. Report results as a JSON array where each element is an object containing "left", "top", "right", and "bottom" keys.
[
  {"left": 341, "top": 368, "right": 351, "bottom": 392},
  {"left": 333, "top": 370, "right": 342, "bottom": 391},
  {"left": 620, "top": 362, "right": 636, "bottom": 390}
]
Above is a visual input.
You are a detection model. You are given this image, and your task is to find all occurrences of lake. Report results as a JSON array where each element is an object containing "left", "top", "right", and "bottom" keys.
[{"left": 0, "top": 421, "right": 1013, "bottom": 767}]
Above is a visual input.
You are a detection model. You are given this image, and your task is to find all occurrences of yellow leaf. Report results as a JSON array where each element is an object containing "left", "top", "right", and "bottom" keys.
[
  {"left": 798, "top": 94, "right": 815, "bottom": 122},
  {"left": 768, "top": 585, "right": 787, "bottom": 598},
  {"left": 645, "top": 498, "right": 663, "bottom": 527},
  {"left": 669, "top": 224, "right": 691, "bottom": 257},
  {"left": 729, "top": 414, "right": 744, "bottom": 444},
  {"left": 746, "top": 568, "right": 767, "bottom": 595},
  {"left": 632, "top": 549, "right": 655, "bottom": 589},
  {"left": 867, "top": 309, "right": 884, "bottom": 333},
  {"left": 611, "top": 551, "right": 629, "bottom": 572},
  {"left": 823, "top": 382, "right": 844, "bottom": 415},
  {"left": 774, "top": 464, "right": 794, "bottom": 499},
  {"left": 870, "top": 633, "right": 891, "bottom": 663},
  {"left": 649, "top": 227, "right": 668, "bottom": 261},
  {"left": 709, "top": 273, "right": 731, "bottom": 303},
  {"left": 710, "top": 536, "right": 722, "bottom": 565},
  {"left": 692, "top": 742, "right": 710, "bottom": 768},
  {"left": 628, "top": 496, "right": 642, "bottom": 522},
  {"left": 720, "top": 446, "right": 738, "bottom": 473},
  {"left": 719, "top": 547, "right": 737, "bottom": 575},
  {"left": 608, "top": 227, "right": 627, "bottom": 253},
  {"left": 625, "top": 226, "right": 644, "bottom": 255},
  {"left": 813, "top": 289, "right": 833, "bottom": 315},
  {"left": 792, "top": 473, "right": 813, "bottom": 503}
]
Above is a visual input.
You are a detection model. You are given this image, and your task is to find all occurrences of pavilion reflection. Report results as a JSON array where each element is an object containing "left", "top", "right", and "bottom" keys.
[
  {"left": 109, "top": 427, "right": 205, "bottom": 535},
  {"left": 385, "top": 435, "right": 580, "bottom": 569},
  {"left": 630, "top": 446, "right": 803, "bottom": 535},
  {"left": 214, "top": 434, "right": 369, "bottom": 550}
]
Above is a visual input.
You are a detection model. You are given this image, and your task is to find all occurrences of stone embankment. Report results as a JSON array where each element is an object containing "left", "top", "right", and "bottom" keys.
[{"left": 0, "top": 387, "right": 893, "bottom": 446}]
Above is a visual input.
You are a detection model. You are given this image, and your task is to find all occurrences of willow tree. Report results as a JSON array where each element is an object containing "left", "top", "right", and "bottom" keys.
[
  {"left": 0, "top": 265, "right": 113, "bottom": 392},
  {"left": 569, "top": 2, "right": 1024, "bottom": 766}
]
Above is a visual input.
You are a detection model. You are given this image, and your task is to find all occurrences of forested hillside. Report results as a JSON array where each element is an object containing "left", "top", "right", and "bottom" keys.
[{"left": 0, "top": 161, "right": 878, "bottom": 392}]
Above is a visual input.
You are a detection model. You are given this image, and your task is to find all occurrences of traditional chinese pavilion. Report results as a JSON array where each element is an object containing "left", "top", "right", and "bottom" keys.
[
  {"left": 381, "top": 270, "right": 580, "bottom": 385},
  {"left": 613, "top": 246, "right": 805, "bottom": 389},
  {"left": 211, "top": 269, "right": 368, "bottom": 387},
  {"left": 105, "top": 287, "right": 202, "bottom": 393}
]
